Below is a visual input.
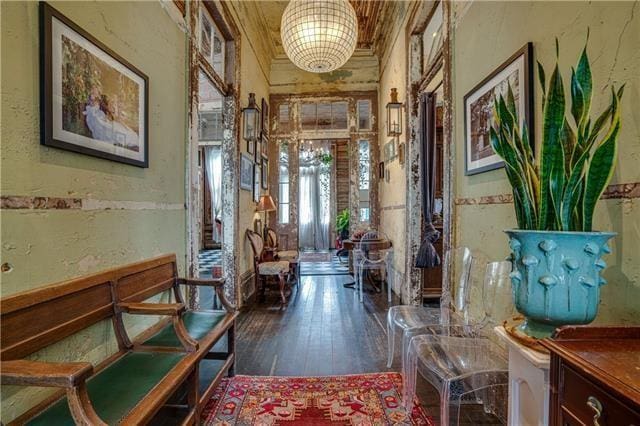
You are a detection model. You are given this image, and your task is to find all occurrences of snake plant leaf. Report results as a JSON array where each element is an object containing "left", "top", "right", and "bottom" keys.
[
  {"left": 506, "top": 85, "right": 517, "bottom": 120},
  {"left": 583, "top": 89, "right": 621, "bottom": 231},
  {"left": 562, "top": 118, "right": 577, "bottom": 177},
  {"left": 498, "top": 95, "right": 516, "bottom": 137},
  {"left": 575, "top": 44, "right": 593, "bottom": 129},
  {"left": 537, "top": 61, "right": 547, "bottom": 106},
  {"left": 540, "top": 63, "right": 566, "bottom": 229},
  {"left": 570, "top": 68, "right": 585, "bottom": 129}
]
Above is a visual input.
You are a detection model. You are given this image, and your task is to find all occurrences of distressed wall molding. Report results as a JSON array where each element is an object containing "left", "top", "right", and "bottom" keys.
[
  {"left": 455, "top": 182, "right": 640, "bottom": 206},
  {"left": 1, "top": 195, "right": 185, "bottom": 211},
  {"left": 381, "top": 204, "right": 406, "bottom": 211}
]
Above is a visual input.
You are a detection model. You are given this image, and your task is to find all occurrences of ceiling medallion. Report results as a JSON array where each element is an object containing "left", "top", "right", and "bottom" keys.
[{"left": 281, "top": 0, "right": 358, "bottom": 73}]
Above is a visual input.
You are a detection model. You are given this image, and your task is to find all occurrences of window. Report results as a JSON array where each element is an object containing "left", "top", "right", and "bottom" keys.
[
  {"left": 278, "top": 104, "right": 290, "bottom": 132},
  {"left": 358, "top": 140, "right": 370, "bottom": 222},
  {"left": 423, "top": 2, "right": 443, "bottom": 71},
  {"left": 198, "top": 70, "right": 223, "bottom": 141},
  {"left": 278, "top": 143, "right": 290, "bottom": 224},
  {"left": 199, "top": 6, "right": 225, "bottom": 78},
  {"left": 357, "top": 100, "right": 371, "bottom": 130},
  {"left": 299, "top": 101, "right": 349, "bottom": 131}
]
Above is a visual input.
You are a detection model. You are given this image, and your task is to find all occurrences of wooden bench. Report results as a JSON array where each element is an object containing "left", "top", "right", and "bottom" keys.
[{"left": 1, "top": 254, "right": 237, "bottom": 425}]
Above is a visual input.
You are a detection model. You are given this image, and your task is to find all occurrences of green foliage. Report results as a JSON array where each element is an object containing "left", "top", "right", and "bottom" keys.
[
  {"left": 491, "top": 35, "right": 624, "bottom": 232},
  {"left": 320, "top": 153, "right": 334, "bottom": 165},
  {"left": 336, "top": 209, "right": 350, "bottom": 233}
]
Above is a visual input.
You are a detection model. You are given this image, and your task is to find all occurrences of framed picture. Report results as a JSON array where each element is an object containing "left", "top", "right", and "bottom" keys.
[
  {"left": 383, "top": 139, "right": 397, "bottom": 162},
  {"left": 254, "top": 138, "right": 261, "bottom": 163},
  {"left": 378, "top": 161, "right": 385, "bottom": 179},
  {"left": 464, "top": 43, "right": 533, "bottom": 175},
  {"left": 261, "top": 98, "right": 269, "bottom": 138},
  {"left": 247, "top": 139, "right": 255, "bottom": 155},
  {"left": 261, "top": 158, "right": 269, "bottom": 190},
  {"left": 261, "top": 133, "right": 268, "bottom": 160},
  {"left": 240, "top": 153, "right": 253, "bottom": 191},
  {"left": 253, "top": 164, "right": 261, "bottom": 202},
  {"left": 40, "top": 3, "right": 149, "bottom": 167},
  {"left": 398, "top": 143, "right": 405, "bottom": 166}
]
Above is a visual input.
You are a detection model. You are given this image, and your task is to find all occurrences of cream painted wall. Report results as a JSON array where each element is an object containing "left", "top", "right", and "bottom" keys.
[
  {"left": 378, "top": 26, "right": 409, "bottom": 295},
  {"left": 0, "top": 1, "right": 187, "bottom": 421},
  {"left": 452, "top": 1, "right": 640, "bottom": 324}
]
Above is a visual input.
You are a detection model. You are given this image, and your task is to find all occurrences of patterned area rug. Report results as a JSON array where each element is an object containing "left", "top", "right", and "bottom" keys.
[{"left": 202, "top": 373, "right": 434, "bottom": 425}]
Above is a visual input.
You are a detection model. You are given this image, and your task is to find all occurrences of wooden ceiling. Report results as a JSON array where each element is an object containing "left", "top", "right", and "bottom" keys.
[{"left": 349, "top": 0, "right": 386, "bottom": 49}]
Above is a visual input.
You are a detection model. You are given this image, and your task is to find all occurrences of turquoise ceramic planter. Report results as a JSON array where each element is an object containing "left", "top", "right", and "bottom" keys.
[{"left": 505, "top": 229, "right": 615, "bottom": 338}]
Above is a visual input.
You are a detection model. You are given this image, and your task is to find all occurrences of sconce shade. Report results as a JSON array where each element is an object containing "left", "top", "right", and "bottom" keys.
[
  {"left": 386, "top": 88, "right": 403, "bottom": 137},
  {"left": 243, "top": 93, "right": 261, "bottom": 141},
  {"left": 256, "top": 194, "right": 277, "bottom": 212}
]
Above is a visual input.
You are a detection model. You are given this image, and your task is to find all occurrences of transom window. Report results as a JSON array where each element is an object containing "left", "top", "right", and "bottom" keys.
[{"left": 199, "top": 6, "right": 225, "bottom": 78}]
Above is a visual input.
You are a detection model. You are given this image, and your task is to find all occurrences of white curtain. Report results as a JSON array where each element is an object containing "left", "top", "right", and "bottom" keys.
[
  {"left": 299, "top": 164, "right": 330, "bottom": 250},
  {"left": 205, "top": 146, "right": 222, "bottom": 242}
]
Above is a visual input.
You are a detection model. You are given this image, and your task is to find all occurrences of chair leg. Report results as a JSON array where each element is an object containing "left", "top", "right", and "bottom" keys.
[
  {"left": 387, "top": 314, "right": 395, "bottom": 368},
  {"left": 278, "top": 273, "right": 286, "bottom": 304},
  {"left": 227, "top": 324, "right": 235, "bottom": 377}
]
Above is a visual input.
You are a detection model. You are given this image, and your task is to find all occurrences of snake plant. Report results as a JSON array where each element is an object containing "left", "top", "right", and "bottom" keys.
[{"left": 490, "top": 36, "right": 624, "bottom": 232}]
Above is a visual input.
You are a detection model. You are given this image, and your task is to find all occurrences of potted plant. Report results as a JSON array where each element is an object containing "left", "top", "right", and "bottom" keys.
[
  {"left": 336, "top": 209, "right": 350, "bottom": 241},
  {"left": 491, "top": 37, "right": 624, "bottom": 338}
]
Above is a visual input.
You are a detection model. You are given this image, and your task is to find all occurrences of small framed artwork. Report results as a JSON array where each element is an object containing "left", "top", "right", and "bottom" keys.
[
  {"left": 253, "top": 164, "right": 261, "bottom": 202},
  {"left": 254, "top": 138, "right": 262, "bottom": 163},
  {"left": 385, "top": 168, "right": 391, "bottom": 183},
  {"left": 247, "top": 139, "right": 255, "bottom": 156},
  {"left": 383, "top": 139, "right": 397, "bottom": 162},
  {"left": 464, "top": 42, "right": 533, "bottom": 175},
  {"left": 261, "top": 98, "right": 269, "bottom": 138},
  {"left": 378, "top": 161, "right": 385, "bottom": 178},
  {"left": 261, "top": 158, "right": 269, "bottom": 190},
  {"left": 261, "top": 133, "right": 268, "bottom": 160},
  {"left": 398, "top": 143, "right": 405, "bottom": 166},
  {"left": 40, "top": 3, "right": 149, "bottom": 167},
  {"left": 240, "top": 153, "right": 253, "bottom": 191}
]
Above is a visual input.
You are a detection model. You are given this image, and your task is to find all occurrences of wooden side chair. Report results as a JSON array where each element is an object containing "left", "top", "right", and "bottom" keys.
[
  {"left": 266, "top": 227, "right": 300, "bottom": 285},
  {"left": 246, "top": 230, "right": 291, "bottom": 304}
]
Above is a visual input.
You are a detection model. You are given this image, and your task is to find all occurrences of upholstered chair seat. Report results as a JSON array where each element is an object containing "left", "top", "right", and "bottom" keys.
[{"left": 258, "top": 261, "right": 290, "bottom": 275}]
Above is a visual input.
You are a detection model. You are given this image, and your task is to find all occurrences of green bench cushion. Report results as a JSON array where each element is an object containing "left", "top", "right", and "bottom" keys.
[
  {"left": 28, "top": 352, "right": 184, "bottom": 425},
  {"left": 143, "top": 311, "right": 226, "bottom": 347}
]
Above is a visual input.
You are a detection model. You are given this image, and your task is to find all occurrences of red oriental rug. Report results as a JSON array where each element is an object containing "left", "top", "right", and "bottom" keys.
[{"left": 202, "top": 372, "right": 434, "bottom": 425}]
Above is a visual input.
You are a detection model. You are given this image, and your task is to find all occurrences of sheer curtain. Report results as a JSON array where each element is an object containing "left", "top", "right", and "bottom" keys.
[
  {"left": 299, "top": 162, "right": 330, "bottom": 250},
  {"left": 205, "top": 146, "right": 222, "bottom": 242}
]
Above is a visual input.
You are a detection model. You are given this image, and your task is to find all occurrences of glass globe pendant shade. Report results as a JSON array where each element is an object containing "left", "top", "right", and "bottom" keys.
[{"left": 281, "top": 0, "right": 358, "bottom": 73}]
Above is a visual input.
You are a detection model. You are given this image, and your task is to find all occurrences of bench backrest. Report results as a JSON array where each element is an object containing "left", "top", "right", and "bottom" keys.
[{"left": 0, "top": 254, "right": 178, "bottom": 361}]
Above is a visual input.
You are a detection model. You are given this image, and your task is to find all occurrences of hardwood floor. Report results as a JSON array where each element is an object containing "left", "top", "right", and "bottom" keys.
[{"left": 233, "top": 274, "right": 502, "bottom": 425}]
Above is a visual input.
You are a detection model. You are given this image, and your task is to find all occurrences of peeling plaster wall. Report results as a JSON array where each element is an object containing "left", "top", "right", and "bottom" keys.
[
  {"left": 378, "top": 24, "right": 409, "bottom": 297},
  {"left": 1, "top": 1, "right": 186, "bottom": 421},
  {"left": 452, "top": 1, "right": 640, "bottom": 324},
  {"left": 270, "top": 51, "right": 379, "bottom": 94},
  {"left": 228, "top": 2, "right": 271, "bottom": 297}
]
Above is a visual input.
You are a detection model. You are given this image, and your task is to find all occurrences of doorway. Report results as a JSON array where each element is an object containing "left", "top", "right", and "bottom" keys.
[{"left": 298, "top": 140, "right": 333, "bottom": 251}]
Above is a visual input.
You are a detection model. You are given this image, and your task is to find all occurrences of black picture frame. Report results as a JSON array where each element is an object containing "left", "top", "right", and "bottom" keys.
[
  {"left": 378, "top": 161, "right": 385, "bottom": 179},
  {"left": 247, "top": 138, "right": 255, "bottom": 155},
  {"left": 254, "top": 138, "right": 261, "bottom": 163},
  {"left": 240, "top": 153, "right": 253, "bottom": 191},
  {"left": 40, "top": 2, "right": 149, "bottom": 167},
  {"left": 463, "top": 42, "right": 534, "bottom": 176},
  {"left": 261, "top": 97, "right": 269, "bottom": 138},
  {"left": 261, "top": 132, "right": 268, "bottom": 160},
  {"left": 261, "top": 158, "right": 269, "bottom": 190}
]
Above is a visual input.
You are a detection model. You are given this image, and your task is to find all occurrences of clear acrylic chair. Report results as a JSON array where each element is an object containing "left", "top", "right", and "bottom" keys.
[
  {"left": 403, "top": 260, "right": 514, "bottom": 425},
  {"left": 386, "top": 247, "right": 476, "bottom": 368},
  {"left": 354, "top": 230, "right": 393, "bottom": 303}
]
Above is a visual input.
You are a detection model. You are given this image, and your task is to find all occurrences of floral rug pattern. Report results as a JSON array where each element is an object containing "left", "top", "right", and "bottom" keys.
[{"left": 202, "top": 372, "right": 434, "bottom": 425}]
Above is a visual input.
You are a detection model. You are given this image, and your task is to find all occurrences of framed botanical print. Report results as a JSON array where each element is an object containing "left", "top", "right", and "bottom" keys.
[
  {"left": 240, "top": 153, "right": 253, "bottom": 191},
  {"left": 261, "top": 97, "right": 269, "bottom": 138},
  {"left": 40, "top": 3, "right": 149, "bottom": 167},
  {"left": 261, "top": 158, "right": 269, "bottom": 190},
  {"left": 464, "top": 43, "right": 533, "bottom": 175},
  {"left": 253, "top": 164, "right": 261, "bottom": 202}
]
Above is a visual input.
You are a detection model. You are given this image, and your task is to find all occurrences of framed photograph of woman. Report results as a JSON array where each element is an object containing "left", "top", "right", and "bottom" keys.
[
  {"left": 463, "top": 43, "right": 533, "bottom": 175},
  {"left": 240, "top": 153, "right": 253, "bottom": 191},
  {"left": 40, "top": 3, "right": 149, "bottom": 167}
]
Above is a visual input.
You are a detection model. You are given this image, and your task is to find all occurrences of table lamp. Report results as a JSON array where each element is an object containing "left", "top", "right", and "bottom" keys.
[{"left": 256, "top": 195, "right": 276, "bottom": 240}]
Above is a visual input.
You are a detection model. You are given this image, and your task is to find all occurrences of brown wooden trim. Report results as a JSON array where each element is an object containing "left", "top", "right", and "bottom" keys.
[
  {"left": 198, "top": 354, "right": 234, "bottom": 405},
  {"left": 173, "top": 0, "right": 186, "bottom": 16}
]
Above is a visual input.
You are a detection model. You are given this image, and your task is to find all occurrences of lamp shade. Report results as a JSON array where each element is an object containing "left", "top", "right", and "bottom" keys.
[
  {"left": 256, "top": 195, "right": 277, "bottom": 212},
  {"left": 281, "top": 0, "right": 358, "bottom": 73}
]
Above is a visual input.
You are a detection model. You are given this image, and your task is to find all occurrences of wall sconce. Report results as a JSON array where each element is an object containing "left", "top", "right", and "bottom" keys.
[
  {"left": 386, "top": 88, "right": 403, "bottom": 137},
  {"left": 242, "top": 93, "right": 260, "bottom": 142}
]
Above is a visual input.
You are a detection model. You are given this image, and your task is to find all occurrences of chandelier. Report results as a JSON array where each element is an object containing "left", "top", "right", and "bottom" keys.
[
  {"left": 281, "top": 0, "right": 358, "bottom": 73},
  {"left": 300, "top": 141, "right": 332, "bottom": 166}
]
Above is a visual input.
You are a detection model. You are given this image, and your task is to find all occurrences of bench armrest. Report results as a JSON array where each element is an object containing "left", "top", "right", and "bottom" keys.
[
  {"left": 118, "top": 302, "right": 186, "bottom": 316},
  {"left": 176, "top": 277, "right": 225, "bottom": 287},
  {"left": 1, "top": 359, "right": 93, "bottom": 388},
  {"left": 177, "top": 277, "right": 236, "bottom": 312}
]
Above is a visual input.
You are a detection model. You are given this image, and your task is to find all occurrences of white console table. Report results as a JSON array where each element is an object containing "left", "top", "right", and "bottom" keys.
[{"left": 495, "top": 326, "right": 550, "bottom": 426}]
